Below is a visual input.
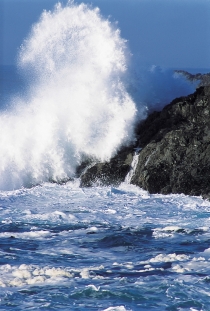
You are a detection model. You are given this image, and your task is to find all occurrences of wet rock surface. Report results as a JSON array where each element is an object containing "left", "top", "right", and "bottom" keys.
[
  {"left": 79, "top": 84, "right": 210, "bottom": 199},
  {"left": 79, "top": 146, "right": 134, "bottom": 187},
  {"left": 132, "top": 85, "right": 210, "bottom": 199}
]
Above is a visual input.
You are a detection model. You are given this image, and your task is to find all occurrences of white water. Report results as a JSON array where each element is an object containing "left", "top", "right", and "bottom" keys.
[
  {"left": 0, "top": 2, "right": 137, "bottom": 191},
  {"left": 124, "top": 148, "right": 141, "bottom": 184}
]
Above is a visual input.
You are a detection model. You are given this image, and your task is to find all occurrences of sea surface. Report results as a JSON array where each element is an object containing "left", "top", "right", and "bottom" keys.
[
  {"left": 1, "top": 2, "right": 210, "bottom": 310},
  {"left": 1, "top": 182, "right": 210, "bottom": 311}
]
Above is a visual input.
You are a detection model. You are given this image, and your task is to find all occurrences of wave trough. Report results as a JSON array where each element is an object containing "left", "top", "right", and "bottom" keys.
[{"left": 0, "top": 2, "right": 137, "bottom": 190}]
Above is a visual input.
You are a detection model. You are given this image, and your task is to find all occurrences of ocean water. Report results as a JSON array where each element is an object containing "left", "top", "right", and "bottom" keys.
[
  {"left": 1, "top": 183, "right": 210, "bottom": 311},
  {"left": 1, "top": 2, "right": 210, "bottom": 310}
]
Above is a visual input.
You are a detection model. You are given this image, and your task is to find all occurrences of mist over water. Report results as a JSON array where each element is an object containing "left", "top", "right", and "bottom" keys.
[{"left": 0, "top": 2, "right": 137, "bottom": 190}]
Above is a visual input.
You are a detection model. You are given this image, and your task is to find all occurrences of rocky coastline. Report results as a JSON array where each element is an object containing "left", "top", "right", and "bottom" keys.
[{"left": 79, "top": 73, "right": 210, "bottom": 200}]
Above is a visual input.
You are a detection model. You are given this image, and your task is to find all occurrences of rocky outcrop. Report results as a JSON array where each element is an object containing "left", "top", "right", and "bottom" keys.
[
  {"left": 79, "top": 84, "right": 210, "bottom": 199},
  {"left": 79, "top": 146, "right": 134, "bottom": 187},
  {"left": 132, "top": 85, "right": 210, "bottom": 199}
]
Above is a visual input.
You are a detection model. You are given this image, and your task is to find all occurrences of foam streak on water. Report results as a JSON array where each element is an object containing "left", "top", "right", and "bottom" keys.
[{"left": 0, "top": 2, "right": 137, "bottom": 190}]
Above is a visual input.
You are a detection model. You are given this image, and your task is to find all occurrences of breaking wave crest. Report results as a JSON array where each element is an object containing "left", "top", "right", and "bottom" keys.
[{"left": 0, "top": 2, "right": 137, "bottom": 190}]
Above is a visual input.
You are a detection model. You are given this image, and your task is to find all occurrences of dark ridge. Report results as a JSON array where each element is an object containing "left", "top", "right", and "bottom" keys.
[{"left": 174, "top": 70, "right": 210, "bottom": 87}]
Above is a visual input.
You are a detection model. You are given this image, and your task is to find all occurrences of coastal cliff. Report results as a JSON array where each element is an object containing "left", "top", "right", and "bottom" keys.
[
  {"left": 132, "top": 85, "right": 210, "bottom": 199},
  {"left": 79, "top": 80, "right": 210, "bottom": 199}
]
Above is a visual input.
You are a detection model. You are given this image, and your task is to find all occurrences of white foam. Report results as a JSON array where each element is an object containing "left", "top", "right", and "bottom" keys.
[
  {"left": 149, "top": 253, "right": 189, "bottom": 263},
  {"left": 0, "top": 230, "right": 51, "bottom": 240},
  {"left": 0, "top": 264, "right": 74, "bottom": 287},
  {"left": 103, "top": 307, "right": 128, "bottom": 311},
  {"left": 44, "top": 267, "right": 72, "bottom": 278},
  {"left": 86, "top": 284, "right": 100, "bottom": 291},
  {"left": 80, "top": 268, "right": 90, "bottom": 279},
  {"left": 118, "top": 182, "right": 149, "bottom": 197},
  {"left": 160, "top": 226, "right": 182, "bottom": 232},
  {"left": 153, "top": 226, "right": 210, "bottom": 239},
  {"left": 12, "top": 269, "right": 32, "bottom": 279},
  {"left": 169, "top": 247, "right": 210, "bottom": 275},
  {"left": 0, "top": 262, "right": 108, "bottom": 288}
]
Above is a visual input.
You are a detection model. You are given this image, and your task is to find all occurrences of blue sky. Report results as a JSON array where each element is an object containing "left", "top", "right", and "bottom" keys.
[{"left": 1, "top": 0, "right": 210, "bottom": 68}]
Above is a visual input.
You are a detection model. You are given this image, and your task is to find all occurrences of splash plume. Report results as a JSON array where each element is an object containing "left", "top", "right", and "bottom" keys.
[{"left": 0, "top": 2, "right": 136, "bottom": 190}]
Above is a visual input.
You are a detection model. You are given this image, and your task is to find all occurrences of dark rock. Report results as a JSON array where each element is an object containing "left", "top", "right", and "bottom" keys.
[
  {"left": 80, "top": 146, "right": 134, "bottom": 187},
  {"left": 132, "top": 85, "right": 210, "bottom": 199}
]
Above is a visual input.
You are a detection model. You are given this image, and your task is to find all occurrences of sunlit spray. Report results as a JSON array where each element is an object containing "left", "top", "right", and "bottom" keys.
[{"left": 0, "top": 2, "right": 137, "bottom": 190}]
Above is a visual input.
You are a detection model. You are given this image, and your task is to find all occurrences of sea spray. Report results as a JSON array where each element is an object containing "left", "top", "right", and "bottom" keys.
[{"left": 0, "top": 2, "right": 137, "bottom": 190}]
